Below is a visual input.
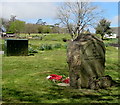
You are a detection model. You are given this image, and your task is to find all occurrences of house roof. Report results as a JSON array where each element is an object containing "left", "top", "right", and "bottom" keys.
[{"left": 111, "top": 27, "right": 120, "bottom": 35}]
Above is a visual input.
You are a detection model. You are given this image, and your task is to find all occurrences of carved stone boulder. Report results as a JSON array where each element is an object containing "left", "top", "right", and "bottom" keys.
[{"left": 67, "top": 34, "right": 105, "bottom": 89}]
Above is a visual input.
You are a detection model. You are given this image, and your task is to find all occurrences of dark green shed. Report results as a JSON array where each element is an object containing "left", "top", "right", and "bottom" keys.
[{"left": 5, "top": 39, "right": 28, "bottom": 56}]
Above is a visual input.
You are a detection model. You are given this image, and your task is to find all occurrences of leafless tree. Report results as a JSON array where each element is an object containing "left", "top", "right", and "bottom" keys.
[{"left": 57, "top": 2, "right": 103, "bottom": 39}]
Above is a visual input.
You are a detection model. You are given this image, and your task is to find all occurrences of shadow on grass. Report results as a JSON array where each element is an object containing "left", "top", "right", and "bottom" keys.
[
  {"left": 2, "top": 87, "right": 41, "bottom": 103},
  {"left": 2, "top": 84, "right": 120, "bottom": 103},
  {"left": 42, "top": 85, "right": 120, "bottom": 103}
]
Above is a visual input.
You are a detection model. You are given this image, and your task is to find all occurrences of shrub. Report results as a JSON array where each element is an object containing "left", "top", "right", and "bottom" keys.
[
  {"left": 28, "top": 47, "right": 38, "bottom": 53},
  {"left": 64, "top": 44, "right": 68, "bottom": 49},
  {"left": 53, "top": 43, "right": 62, "bottom": 49},
  {"left": 39, "top": 44, "right": 53, "bottom": 51},
  {"left": 62, "top": 38, "right": 67, "bottom": 42},
  {"left": 38, "top": 43, "right": 67, "bottom": 51}
]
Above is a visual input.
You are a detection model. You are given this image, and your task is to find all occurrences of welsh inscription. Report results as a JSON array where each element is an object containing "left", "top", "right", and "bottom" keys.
[{"left": 83, "top": 42, "right": 103, "bottom": 60}]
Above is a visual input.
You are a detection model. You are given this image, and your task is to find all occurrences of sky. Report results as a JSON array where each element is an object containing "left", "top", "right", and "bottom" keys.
[{"left": 0, "top": 0, "right": 119, "bottom": 28}]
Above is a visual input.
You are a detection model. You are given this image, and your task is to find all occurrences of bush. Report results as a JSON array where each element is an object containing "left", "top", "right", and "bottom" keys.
[
  {"left": 38, "top": 43, "right": 67, "bottom": 51},
  {"left": 64, "top": 44, "right": 68, "bottom": 49},
  {"left": 28, "top": 47, "right": 38, "bottom": 53},
  {"left": 62, "top": 38, "right": 67, "bottom": 42},
  {"left": 53, "top": 43, "right": 62, "bottom": 49},
  {"left": 38, "top": 44, "right": 53, "bottom": 51}
]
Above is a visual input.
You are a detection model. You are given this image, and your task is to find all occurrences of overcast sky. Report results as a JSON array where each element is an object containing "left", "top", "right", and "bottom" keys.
[
  {"left": 0, "top": 2, "right": 58, "bottom": 23},
  {"left": 0, "top": 0, "right": 119, "bottom": 27}
]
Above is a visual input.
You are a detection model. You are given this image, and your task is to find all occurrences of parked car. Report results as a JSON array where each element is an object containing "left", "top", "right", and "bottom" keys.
[{"left": 1, "top": 32, "right": 15, "bottom": 37}]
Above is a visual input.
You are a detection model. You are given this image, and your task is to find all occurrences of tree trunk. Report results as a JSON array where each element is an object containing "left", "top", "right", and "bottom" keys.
[{"left": 101, "top": 34, "right": 104, "bottom": 40}]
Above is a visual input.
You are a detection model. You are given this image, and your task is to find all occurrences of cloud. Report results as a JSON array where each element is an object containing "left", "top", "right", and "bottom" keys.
[
  {"left": 1, "top": 2, "right": 57, "bottom": 20},
  {"left": 0, "top": 1, "right": 119, "bottom": 25},
  {"left": 93, "top": 0, "right": 119, "bottom": 2},
  {"left": 1, "top": 0, "right": 62, "bottom": 2},
  {"left": 1, "top": 0, "right": 119, "bottom": 2}
]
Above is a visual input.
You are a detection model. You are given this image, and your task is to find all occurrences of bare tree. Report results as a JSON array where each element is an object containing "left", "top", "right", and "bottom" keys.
[{"left": 57, "top": 2, "right": 103, "bottom": 39}]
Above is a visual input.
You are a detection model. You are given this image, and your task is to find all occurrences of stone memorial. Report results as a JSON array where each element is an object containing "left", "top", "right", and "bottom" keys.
[{"left": 67, "top": 34, "right": 105, "bottom": 89}]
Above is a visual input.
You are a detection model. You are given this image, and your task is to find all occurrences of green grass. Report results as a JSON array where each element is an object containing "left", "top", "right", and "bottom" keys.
[
  {"left": 28, "top": 34, "right": 70, "bottom": 49},
  {"left": 1, "top": 33, "right": 69, "bottom": 52},
  {"left": 105, "top": 46, "right": 119, "bottom": 82},
  {"left": 2, "top": 34, "right": 119, "bottom": 103},
  {"left": 104, "top": 38, "right": 118, "bottom": 47}
]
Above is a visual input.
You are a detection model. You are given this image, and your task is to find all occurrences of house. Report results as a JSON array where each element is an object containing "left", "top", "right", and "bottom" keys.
[
  {"left": 0, "top": 25, "right": 7, "bottom": 37},
  {"left": 104, "top": 27, "right": 119, "bottom": 38},
  {"left": 111, "top": 27, "right": 119, "bottom": 37}
]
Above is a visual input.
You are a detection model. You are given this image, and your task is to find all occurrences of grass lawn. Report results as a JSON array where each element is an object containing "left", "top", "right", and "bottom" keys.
[{"left": 1, "top": 34, "right": 120, "bottom": 104}]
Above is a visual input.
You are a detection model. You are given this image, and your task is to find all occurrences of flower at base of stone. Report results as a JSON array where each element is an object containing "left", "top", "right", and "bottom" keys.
[
  {"left": 62, "top": 77, "right": 70, "bottom": 84},
  {"left": 46, "top": 76, "right": 52, "bottom": 79},
  {"left": 46, "top": 74, "right": 62, "bottom": 81}
]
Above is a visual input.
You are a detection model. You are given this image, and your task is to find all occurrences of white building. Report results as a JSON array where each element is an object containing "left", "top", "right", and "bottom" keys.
[{"left": 104, "top": 27, "right": 119, "bottom": 38}]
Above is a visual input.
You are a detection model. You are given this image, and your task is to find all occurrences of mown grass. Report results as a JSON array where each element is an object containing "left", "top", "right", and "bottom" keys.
[
  {"left": 105, "top": 46, "right": 119, "bottom": 82},
  {"left": 1, "top": 34, "right": 120, "bottom": 104},
  {"left": 28, "top": 34, "right": 70, "bottom": 50},
  {"left": 2, "top": 49, "right": 69, "bottom": 103}
]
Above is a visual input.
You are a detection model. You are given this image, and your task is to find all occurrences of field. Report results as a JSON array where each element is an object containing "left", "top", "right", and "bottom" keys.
[{"left": 1, "top": 34, "right": 120, "bottom": 104}]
